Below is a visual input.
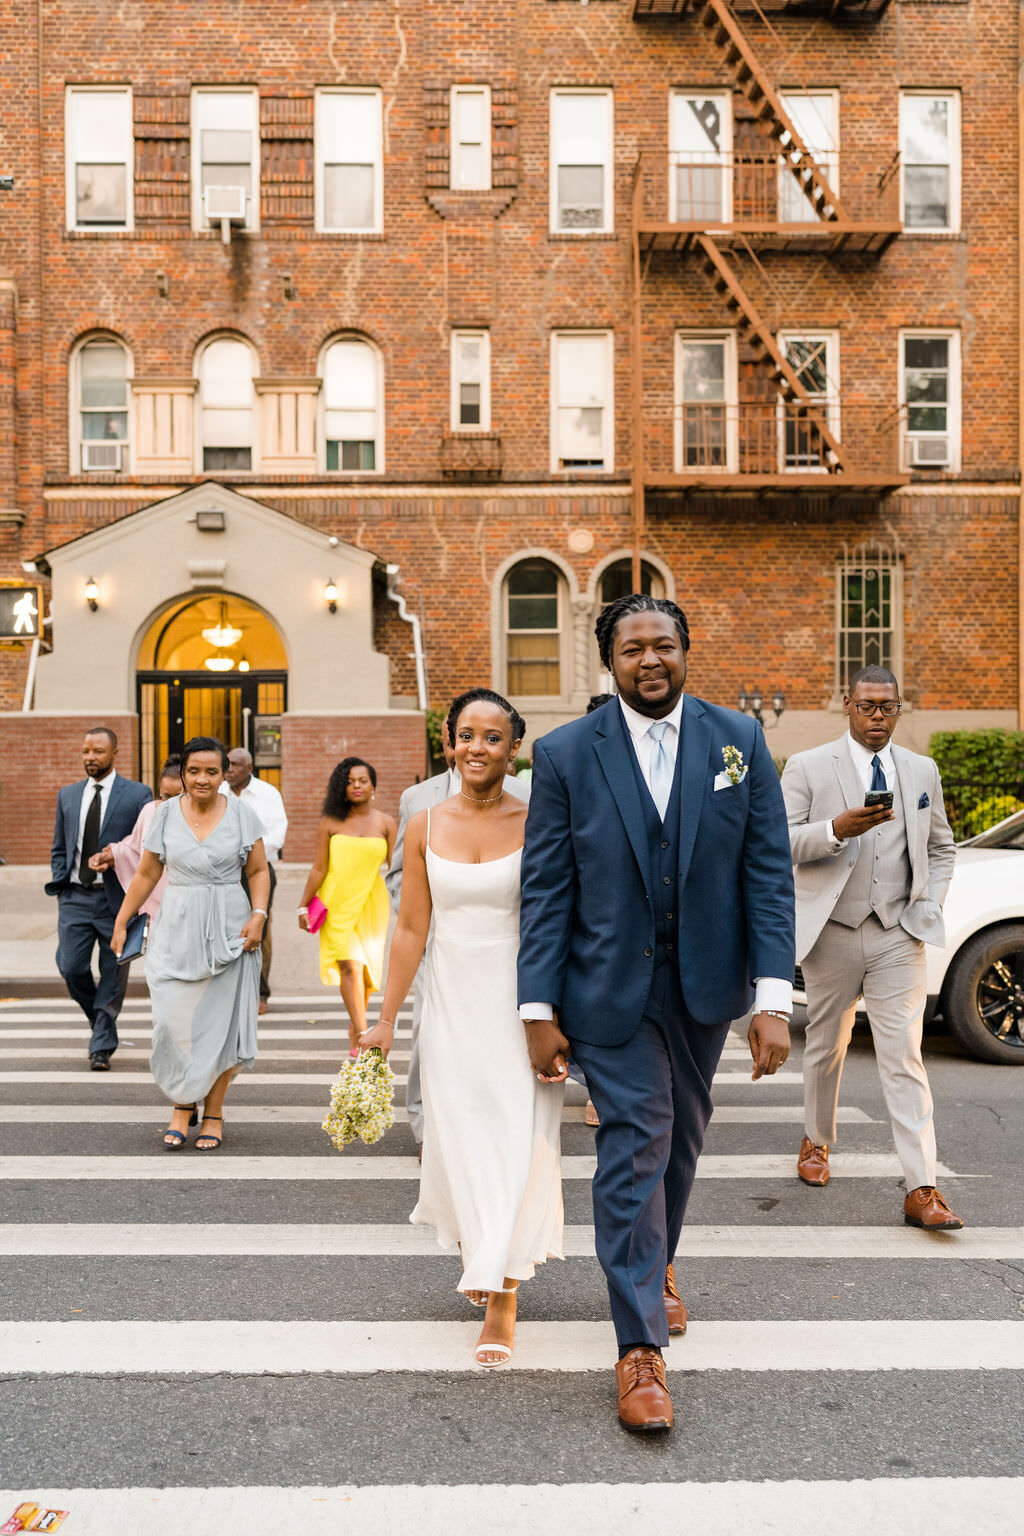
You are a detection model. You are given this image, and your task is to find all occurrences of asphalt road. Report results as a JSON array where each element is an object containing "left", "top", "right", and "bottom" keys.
[{"left": 0, "top": 990, "right": 1022, "bottom": 1535}]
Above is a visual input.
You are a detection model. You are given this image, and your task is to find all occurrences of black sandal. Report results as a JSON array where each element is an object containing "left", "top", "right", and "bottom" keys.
[
  {"left": 196, "top": 1114, "right": 223, "bottom": 1151},
  {"left": 164, "top": 1104, "right": 198, "bottom": 1150}
]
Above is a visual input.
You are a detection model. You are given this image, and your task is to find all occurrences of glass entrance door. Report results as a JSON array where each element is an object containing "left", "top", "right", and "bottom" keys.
[{"left": 137, "top": 671, "right": 287, "bottom": 791}]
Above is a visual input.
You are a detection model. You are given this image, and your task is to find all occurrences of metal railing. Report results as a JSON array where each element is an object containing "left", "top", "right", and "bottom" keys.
[{"left": 642, "top": 401, "right": 905, "bottom": 482}]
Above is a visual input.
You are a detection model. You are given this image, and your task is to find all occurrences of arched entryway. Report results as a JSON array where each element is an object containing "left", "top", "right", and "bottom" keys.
[{"left": 135, "top": 591, "right": 288, "bottom": 790}]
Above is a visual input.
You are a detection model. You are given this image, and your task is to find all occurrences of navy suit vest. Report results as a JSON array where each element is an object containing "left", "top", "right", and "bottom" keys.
[{"left": 624, "top": 715, "right": 684, "bottom": 959}]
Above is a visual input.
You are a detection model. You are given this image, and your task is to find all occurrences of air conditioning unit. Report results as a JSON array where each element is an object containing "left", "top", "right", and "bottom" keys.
[
  {"left": 560, "top": 203, "right": 603, "bottom": 230},
  {"left": 204, "top": 185, "right": 247, "bottom": 222},
  {"left": 907, "top": 434, "right": 950, "bottom": 468},
  {"left": 82, "top": 441, "right": 123, "bottom": 472}
]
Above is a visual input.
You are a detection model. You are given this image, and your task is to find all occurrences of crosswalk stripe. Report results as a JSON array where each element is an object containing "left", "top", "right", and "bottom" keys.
[
  {"left": 0, "top": 1153, "right": 958, "bottom": 1181},
  {"left": 0, "top": 1047, "right": 418, "bottom": 1062},
  {"left": 0, "top": 1028, "right": 414, "bottom": 1041},
  {"left": 0, "top": 1011, "right": 414, "bottom": 1026},
  {"left": 1, "top": 1223, "right": 1011, "bottom": 1259},
  {"left": 2, "top": 1318, "right": 1018, "bottom": 1374},
  {"left": 0, "top": 1481, "right": 1017, "bottom": 1536},
  {"left": 0, "top": 1102, "right": 870, "bottom": 1124},
  {"left": 0, "top": 1069, "right": 799, "bottom": 1087}
]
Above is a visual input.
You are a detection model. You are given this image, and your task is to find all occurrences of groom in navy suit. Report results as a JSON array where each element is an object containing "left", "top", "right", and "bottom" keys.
[
  {"left": 46, "top": 726, "right": 152, "bottom": 1069},
  {"left": 518, "top": 595, "right": 795, "bottom": 1432}
]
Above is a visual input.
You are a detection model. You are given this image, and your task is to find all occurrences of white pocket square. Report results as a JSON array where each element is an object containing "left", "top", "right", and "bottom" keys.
[{"left": 714, "top": 769, "right": 748, "bottom": 791}]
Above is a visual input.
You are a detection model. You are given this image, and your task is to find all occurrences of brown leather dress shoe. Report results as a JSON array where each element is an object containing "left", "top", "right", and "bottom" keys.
[
  {"left": 904, "top": 1185, "right": 964, "bottom": 1231},
  {"left": 663, "top": 1263, "right": 687, "bottom": 1335},
  {"left": 615, "top": 1347, "right": 673, "bottom": 1433},
  {"left": 797, "top": 1136, "right": 830, "bottom": 1186}
]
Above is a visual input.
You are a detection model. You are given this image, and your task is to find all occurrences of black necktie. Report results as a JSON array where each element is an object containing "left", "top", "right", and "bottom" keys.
[
  {"left": 79, "top": 783, "right": 103, "bottom": 885},
  {"left": 870, "top": 754, "right": 887, "bottom": 792}
]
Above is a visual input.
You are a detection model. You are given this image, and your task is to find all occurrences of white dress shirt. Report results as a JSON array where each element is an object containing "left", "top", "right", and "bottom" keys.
[
  {"left": 521, "top": 694, "right": 791, "bottom": 1021},
  {"left": 220, "top": 775, "right": 288, "bottom": 861},
  {"left": 75, "top": 768, "right": 117, "bottom": 882},
  {"left": 827, "top": 733, "right": 897, "bottom": 848}
]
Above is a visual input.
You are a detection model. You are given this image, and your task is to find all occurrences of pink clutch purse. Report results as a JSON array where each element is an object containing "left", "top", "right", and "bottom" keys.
[{"left": 307, "top": 895, "right": 328, "bottom": 934}]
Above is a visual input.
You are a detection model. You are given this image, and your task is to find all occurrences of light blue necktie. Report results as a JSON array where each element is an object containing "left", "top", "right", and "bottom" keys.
[
  {"left": 870, "top": 754, "right": 887, "bottom": 792},
  {"left": 648, "top": 720, "right": 673, "bottom": 821}
]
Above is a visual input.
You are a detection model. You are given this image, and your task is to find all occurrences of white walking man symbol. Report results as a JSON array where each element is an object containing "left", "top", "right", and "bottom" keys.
[{"left": 11, "top": 591, "right": 38, "bottom": 635}]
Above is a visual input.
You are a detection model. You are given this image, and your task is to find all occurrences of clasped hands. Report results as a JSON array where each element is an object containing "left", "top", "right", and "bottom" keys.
[{"left": 525, "top": 1010, "right": 790, "bottom": 1082}]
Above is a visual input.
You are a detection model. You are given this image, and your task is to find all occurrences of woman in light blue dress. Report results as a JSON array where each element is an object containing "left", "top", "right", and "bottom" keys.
[{"left": 112, "top": 736, "right": 269, "bottom": 1151}]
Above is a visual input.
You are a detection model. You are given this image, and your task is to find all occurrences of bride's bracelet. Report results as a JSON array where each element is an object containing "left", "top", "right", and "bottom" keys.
[{"left": 297, "top": 906, "right": 308, "bottom": 915}]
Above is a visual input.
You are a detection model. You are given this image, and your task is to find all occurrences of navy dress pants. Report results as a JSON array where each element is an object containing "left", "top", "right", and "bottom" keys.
[
  {"left": 56, "top": 889, "right": 129, "bottom": 1055},
  {"left": 570, "top": 959, "right": 731, "bottom": 1349}
]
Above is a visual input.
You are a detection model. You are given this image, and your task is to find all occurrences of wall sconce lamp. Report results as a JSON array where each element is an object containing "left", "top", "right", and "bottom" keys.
[
  {"left": 324, "top": 578, "right": 339, "bottom": 614},
  {"left": 282, "top": 272, "right": 296, "bottom": 300},
  {"left": 84, "top": 576, "right": 99, "bottom": 612},
  {"left": 738, "top": 685, "right": 785, "bottom": 730}
]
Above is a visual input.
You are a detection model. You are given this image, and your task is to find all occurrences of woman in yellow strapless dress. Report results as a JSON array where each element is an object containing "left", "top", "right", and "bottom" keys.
[{"left": 298, "top": 757, "right": 396, "bottom": 1055}]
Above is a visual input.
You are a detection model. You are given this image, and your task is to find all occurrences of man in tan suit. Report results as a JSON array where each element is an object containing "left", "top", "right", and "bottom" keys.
[{"left": 781, "top": 666, "right": 962, "bottom": 1230}]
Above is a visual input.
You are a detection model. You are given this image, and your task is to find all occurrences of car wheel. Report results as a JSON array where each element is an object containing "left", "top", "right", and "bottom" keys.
[{"left": 942, "top": 924, "right": 1024, "bottom": 1064}]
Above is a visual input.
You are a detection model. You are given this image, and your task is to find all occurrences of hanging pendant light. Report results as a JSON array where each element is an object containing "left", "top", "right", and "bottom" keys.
[{"left": 202, "top": 600, "right": 243, "bottom": 649}]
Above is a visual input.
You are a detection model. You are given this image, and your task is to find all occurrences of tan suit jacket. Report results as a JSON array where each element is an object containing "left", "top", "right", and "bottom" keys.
[{"left": 781, "top": 738, "right": 956, "bottom": 964}]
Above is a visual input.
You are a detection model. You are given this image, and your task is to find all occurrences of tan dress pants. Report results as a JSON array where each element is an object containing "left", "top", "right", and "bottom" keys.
[{"left": 801, "top": 914, "right": 937, "bottom": 1191}]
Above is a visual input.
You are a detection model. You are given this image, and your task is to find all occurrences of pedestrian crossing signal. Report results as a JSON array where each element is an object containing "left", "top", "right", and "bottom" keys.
[{"left": 0, "top": 583, "right": 43, "bottom": 640}]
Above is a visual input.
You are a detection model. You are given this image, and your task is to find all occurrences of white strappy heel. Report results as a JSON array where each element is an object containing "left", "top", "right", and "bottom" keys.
[{"left": 474, "top": 1285, "right": 518, "bottom": 1368}]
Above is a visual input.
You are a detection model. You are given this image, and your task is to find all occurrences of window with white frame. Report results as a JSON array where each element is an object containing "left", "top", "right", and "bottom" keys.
[
  {"left": 323, "top": 337, "right": 382, "bottom": 471},
  {"left": 75, "top": 336, "right": 130, "bottom": 471},
  {"left": 836, "top": 545, "right": 902, "bottom": 695},
  {"left": 192, "top": 89, "right": 259, "bottom": 231},
  {"left": 316, "top": 89, "right": 383, "bottom": 233},
  {"left": 550, "top": 90, "right": 613, "bottom": 233},
  {"left": 196, "top": 336, "right": 256, "bottom": 471},
  {"left": 669, "top": 92, "right": 731, "bottom": 224},
  {"left": 450, "top": 331, "right": 490, "bottom": 431},
  {"left": 450, "top": 86, "right": 491, "bottom": 191},
  {"left": 65, "top": 88, "right": 133, "bottom": 230},
  {"left": 778, "top": 91, "right": 838, "bottom": 223},
  {"left": 779, "top": 331, "right": 840, "bottom": 471},
  {"left": 900, "top": 331, "right": 960, "bottom": 470},
  {"left": 505, "top": 559, "right": 563, "bottom": 697},
  {"left": 551, "top": 331, "right": 613, "bottom": 471},
  {"left": 900, "top": 92, "right": 960, "bottom": 232},
  {"left": 675, "top": 332, "right": 736, "bottom": 472}
]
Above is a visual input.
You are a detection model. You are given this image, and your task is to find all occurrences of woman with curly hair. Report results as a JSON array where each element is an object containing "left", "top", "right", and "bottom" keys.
[{"left": 298, "top": 757, "right": 396, "bottom": 1056}]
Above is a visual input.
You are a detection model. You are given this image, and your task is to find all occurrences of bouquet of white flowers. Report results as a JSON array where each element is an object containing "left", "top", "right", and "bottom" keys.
[{"left": 322, "top": 1046, "right": 396, "bottom": 1150}]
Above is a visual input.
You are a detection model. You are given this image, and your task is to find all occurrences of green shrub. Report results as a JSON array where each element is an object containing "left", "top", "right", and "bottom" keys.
[
  {"left": 961, "top": 795, "right": 1024, "bottom": 838},
  {"left": 425, "top": 707, "right": 446, "bottom": 760},
  {"left": 928, "top": 729, "right": 1024, "bottom": 786}
]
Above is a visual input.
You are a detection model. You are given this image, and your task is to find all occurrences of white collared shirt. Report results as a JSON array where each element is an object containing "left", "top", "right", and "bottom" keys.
[
  {"left": 520, "top": 693, "right": 792, "bottom": 1020},
  {"left": 74, "top": 768, "right": 117, "bottom": 882},
  {"left": 219, "top": 775, "right": 288, "bottom": 861},
  {"left": 827, "top": 733, "right": 897, "bottom": 848}
]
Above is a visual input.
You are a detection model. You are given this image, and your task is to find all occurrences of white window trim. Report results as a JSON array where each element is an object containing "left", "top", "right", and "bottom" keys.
[
  {"left": 450, "top": 85, "right": 492, "bottom": 192},
  {"left": 502, "top": 559, "right": 569, "bottom": 704},
  {"left": 898, "top": 327, "right": 962, "bottom": 473},
  {"left": 777, "top": 329, "right": 841, "bottom": 474},
  {"left": 674, "top": 329, "right": 738, "bottom": 474},
  {"left": 193, "top": 333, "right": 259, "bottom": 473},
  {"left": 191, "top": 86, "right": 260, "bottom": 233},
  {"left": 65, "top": 86, "right": 134, "bottom": 232},
  {"left": 549, "top": 88, "right": 614, "bottom": 236},
  {"left": 318, "top": 334, "right": 385, "bottom": 475},
  {"left": 450, "top": 330, "right": 491, "bottom": 432},
  {"left": 668, "top": 90, "right": 733, "bottom": 224},
  {"left": 834, "top": 550, "right": 904, "bottom": 704},
  {"left": 778, "top": 89, "right": 840, "bottom": 220},
  {"left": 899, "top": 89, "right": 961, "bottom": 235},
  {"left": 550, "top": 329, "right": 615, "bottom": 474},
  {"left": 69, "top": 333, "right": 133, "bottom": 474},
  {"left": 314, "top": 87, "right": 384, "bottom": 235}
]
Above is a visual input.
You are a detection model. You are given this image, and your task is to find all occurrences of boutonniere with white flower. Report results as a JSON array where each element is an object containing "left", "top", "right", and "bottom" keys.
[{"left": 722, "top": 745, "right": 746, "bottom": 785}]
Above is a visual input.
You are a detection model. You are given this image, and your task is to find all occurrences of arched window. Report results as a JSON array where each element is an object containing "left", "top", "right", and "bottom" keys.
[
  {"left": 598, "top": 558, "right": 664, "bottom": 609},
  {"left": 322, "top": 337, "right": 382, "bottom": 472},
  {"left": 75, "top": 335, "right": 130, "bottom": 472},
  {"left": 505, "top": 558, "right": 563, "bottom": 697},
  {"left": 196, "top": 336, "right": 256, "bottom": 471}
]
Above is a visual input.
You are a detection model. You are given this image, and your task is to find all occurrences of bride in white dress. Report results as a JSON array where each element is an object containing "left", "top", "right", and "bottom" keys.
[{"left": 363, "top": 689, "right": 566, "bottom": 1367}]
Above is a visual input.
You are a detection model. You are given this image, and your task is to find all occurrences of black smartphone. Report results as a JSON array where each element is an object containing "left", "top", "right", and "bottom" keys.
[{"left": 864, "top": 790, "right": 894, "bottom": 810}]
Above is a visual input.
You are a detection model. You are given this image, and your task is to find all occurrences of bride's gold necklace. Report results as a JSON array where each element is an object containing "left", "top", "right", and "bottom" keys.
[{"left": 460, "top": 788, "right": 504, "bottom": 805}]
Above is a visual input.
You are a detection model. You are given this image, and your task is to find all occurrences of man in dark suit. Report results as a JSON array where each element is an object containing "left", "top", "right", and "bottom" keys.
[
  {"left": 518, "top": 595, "right": 795, "bottom": 1433},
  {"left": 47, "top": 726, "right": 152, "bottom": 1069}
]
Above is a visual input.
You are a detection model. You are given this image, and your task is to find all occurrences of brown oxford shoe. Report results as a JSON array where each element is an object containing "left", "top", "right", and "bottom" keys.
[
  {"left": 615, "top": 1347, "right": 673, "bottom": 1433},
  {"left": 797, "top": 1136, "right": 830, "bottom": 1186},
  {"left": 663, "top": 1263, "right": 687, "bottom": 1336},
  {"left": 904, "top": 1185, "right": 964, "bottom": 1231}
]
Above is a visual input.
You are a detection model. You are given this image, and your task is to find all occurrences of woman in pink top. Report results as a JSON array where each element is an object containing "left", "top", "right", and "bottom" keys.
[{"left": 89, "top": 755, "right": 182, "bottom": 915}]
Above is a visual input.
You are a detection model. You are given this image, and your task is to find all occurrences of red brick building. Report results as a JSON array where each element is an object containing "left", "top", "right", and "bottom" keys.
[{"left": 1, "top": 0, "right": 1021, "bottom": 860}]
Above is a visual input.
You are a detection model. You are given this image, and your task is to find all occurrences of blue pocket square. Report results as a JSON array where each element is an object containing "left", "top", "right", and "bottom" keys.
[{"left": 918, "top": 792, "right": 930, "bottom": 809}]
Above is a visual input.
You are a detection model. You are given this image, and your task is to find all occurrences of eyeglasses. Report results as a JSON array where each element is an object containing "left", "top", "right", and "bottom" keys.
[{"left": 849, "top": 700, "right": 902, "bottom": 717}]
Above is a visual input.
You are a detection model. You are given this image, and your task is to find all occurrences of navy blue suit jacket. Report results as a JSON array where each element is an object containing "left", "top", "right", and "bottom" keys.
[
  {"left": 518, "top": 695, "right": 795, "bottom": 1044},
  {"left": 47, "top": 774, "right": 153, "bottom": 916}
]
